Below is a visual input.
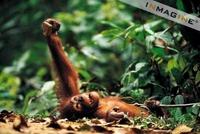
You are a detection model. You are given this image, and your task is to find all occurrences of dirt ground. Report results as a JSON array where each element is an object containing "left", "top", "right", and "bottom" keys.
[{"left": 0, "top": 110, "right": 195, "bottom": 134}]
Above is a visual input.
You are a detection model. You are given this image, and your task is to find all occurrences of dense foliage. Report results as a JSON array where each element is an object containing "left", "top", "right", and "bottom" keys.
[{"left": 0, "top": 0, "right": 199, "bottom": 128}]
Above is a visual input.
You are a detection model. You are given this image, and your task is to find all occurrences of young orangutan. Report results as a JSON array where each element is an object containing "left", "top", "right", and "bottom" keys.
[{"left": 42, "top": 18, "right": 149, "bottom": 122}]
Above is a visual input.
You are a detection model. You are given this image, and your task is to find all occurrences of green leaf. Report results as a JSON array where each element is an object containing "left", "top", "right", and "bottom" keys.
[
  {"left": 22, "top": 90, "right": 38, "bottom": 114},
  {"left": 175, "top": 95, "right": 184, "bottom": 104},
  {"left": 166, "top": 58, "right": 179, "bottom": 72},
  {"left": 177, "top": 55, "right": 187, "bottom": 71},
  {"left": 81, "top": 46, "right": 105, "bottom": 62},
  {"left": 155, "top": 32, "right": 174, "bottom": 45},
  {"left": 100, "top": 21, "right": 121, "bottom": 29},
  {"left": 130, "top": 88, "right": 144, "bottom": 97},
  {"left": 101, "top": 28, "right": 123, "bottom": 40},
  {"left": 135, "top": 20, "right": 163, "bottom": 34},
  {"left": 176, "top": 0, "right": 185, "bottom": 11},
  {"left": 195, "top": 71, "right": 200, "bottom": 85},
  {"left": 171, "top": 108, "right": 182, "bottom": 121},
  {"left": 151, "top": 47, "right": 166, "bottom": 57},
  {"left": 161, "top": 96, "right": 172, "bottom": 104},
  {"left": 135, "top": 62, "right": 147, "bottom": 72},
  {"left": 191, "top": 105, "right": 200, "bottom": 115},
  {"left": 171, "top": 68, "right": 182, "bottom": 84},
  {"left": 40, "top": 81, "right": 55, "bottom": 95},
  {"left": 193, "top": 64, "right": 199, "bottom": 72},
  {"left": 79, "top": 69, "right": 92, "bottom": 80},
  {"left": 130, "top": 88, "right": 145, "bottom": 102}
]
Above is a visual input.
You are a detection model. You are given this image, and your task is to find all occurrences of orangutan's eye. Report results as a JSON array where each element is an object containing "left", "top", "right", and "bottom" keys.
[
  {"left": 89, "top": 93, "right": 92, "bottom": 99},
  {"left": 74, "top": 96, "right": 78, "bottom": 101},
  {"left": 78, "top": 96, "right": 83, "bottom": 102}
]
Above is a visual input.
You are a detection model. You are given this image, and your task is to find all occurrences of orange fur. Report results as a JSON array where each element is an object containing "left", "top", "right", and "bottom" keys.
[
  {"left": 95, "top": 97, "right": 148, "bottom": 121},
  {"left": 46, "top": 32, "right": 79, "bottom": 115}
]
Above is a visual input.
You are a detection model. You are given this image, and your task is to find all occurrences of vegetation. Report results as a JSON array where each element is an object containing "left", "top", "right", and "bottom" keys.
[{"left": 0, "top": 0, "right": 199, "bottom": 130}]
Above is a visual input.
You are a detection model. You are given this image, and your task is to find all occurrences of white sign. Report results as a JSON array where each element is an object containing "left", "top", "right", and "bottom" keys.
[{"left": 119, "top": 0, "right": 200, "bottom": 31}]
